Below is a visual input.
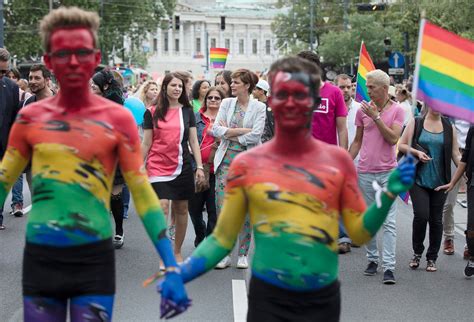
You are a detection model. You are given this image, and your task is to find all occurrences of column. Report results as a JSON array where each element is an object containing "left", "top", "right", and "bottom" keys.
[
  {"left": 246, "top": 24, "right": 250, "bottom": 57},
  {"left": 168, "top": 28, "right": 173, "bottom": 55},
  {"left": 190, "top": 22, "right": 195, "bottom": 56},
  {"left": 260, "top": 25, "right": 264, "bottom": 57},
  {"left": 179, "top": 20, "right": 184, "bottom": 56},
  {"left": 232, "top": 23, "right": 237, "bottom": 56},
  {"left": 157, "top": 27, "right": 162, "bottom": 56},
  {"left": 201, "top": 22, "right": 206, "bottom": 55}
]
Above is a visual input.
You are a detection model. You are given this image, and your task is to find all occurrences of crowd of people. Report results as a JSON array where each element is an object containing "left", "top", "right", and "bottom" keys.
[{"left": 0, "top": 6, "right": 471, "bottom": 321}]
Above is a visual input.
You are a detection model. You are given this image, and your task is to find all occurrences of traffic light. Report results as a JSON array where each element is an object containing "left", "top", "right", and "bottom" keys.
[
  {"left": 357, "top": 3, "right": 386, "bottom": 11},
  {"left": 175, "top": 15, "right": 180, "bottom": 30},
  {"left": 384, "top": 37, "right": 391, "bottom": 57},
  {"left": 220, "top": 16, "right": 226, "bottom": 31}
]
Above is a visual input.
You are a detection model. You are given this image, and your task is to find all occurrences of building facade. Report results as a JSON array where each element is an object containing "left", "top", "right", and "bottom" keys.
[{"left": 146, "top": 0, "right": 285, "bottom": 79}]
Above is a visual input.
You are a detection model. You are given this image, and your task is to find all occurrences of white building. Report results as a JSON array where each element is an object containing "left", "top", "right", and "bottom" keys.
[{"left": 146, "top": 0, "right": 286, "bottom": 80}]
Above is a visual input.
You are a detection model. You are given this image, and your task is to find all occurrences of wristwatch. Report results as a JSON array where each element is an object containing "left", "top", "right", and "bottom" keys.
[{"left": 373, "top": 115, "right": 381, "bottom": 122}]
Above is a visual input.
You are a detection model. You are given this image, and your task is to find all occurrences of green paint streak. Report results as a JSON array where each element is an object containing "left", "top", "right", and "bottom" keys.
[
  {"left": 194, "top": 235, "right": 231, "bottom": 270},
  {"left": 252, "top": 227, "right": 338, "bottom": 288},
  {"left": 419, "top": 66, "right": 473, "bottom": 98},
  {"left": 26, "top": 178, "right": 112, "bottom": 241},
  {"left": 141, "top": 206, "right": 167, "bottom": 243},
  {"left": 362, "top": 193, "right": 394, "bottom": 235}
]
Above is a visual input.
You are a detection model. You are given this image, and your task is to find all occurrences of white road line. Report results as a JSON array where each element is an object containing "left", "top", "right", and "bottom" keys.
[
  {"left": 232, "top": 279, "right": 248, "bottom": 322},
  {"left": 22, "top": 205, "right": 32, "bottom": 214}
]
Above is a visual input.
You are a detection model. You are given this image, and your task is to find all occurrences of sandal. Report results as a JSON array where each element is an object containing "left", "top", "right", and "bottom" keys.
[
  {"left": 409, "top": 254, "right": 421, "bottom": 269},
  {"left": 426, "top": 260, "right": 437, "bottom": 272}
]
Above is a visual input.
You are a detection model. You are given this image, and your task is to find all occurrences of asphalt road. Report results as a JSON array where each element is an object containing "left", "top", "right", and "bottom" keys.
[{"left": 1, "top": 180, "right": 473, "bottom": 321}]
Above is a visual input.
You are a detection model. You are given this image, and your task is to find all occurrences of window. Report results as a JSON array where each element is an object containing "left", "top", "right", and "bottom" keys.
[
  {"left": 153, "top": 38, "right": 158, "bottom": 53},
  {"left": 175, "top": 39, "right": 180, "bottom": 52},
  {"left": 239, "top": 39, "right": 244, "bottom": 54},
  {"left": 252, "top": 39, "right": 258, "bottom": 54},
  {"left": 211, "top": 38, "right": 217, "bottom": 48},
  {"left": 225, "top": 38, "right": 230, "bottom": 49},
  {"left": 265, "top": 40, "right": 271, "bottom": 55},
  {"left": 164, "top": 35, "right": 169, "bottom": 52},
  {"left": 196, "top": 37, "right": 201, "bottom": 53}
]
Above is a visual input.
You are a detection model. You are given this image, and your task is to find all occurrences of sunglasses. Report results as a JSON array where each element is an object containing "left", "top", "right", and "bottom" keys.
[
  {"left": 207, "top": 96, "right": 222, "bottom": 101},
  {"left": 0, "top": 69, "right": 8, "bottom": 75},
  {"left": 48, "top": 48, "right": 97, "bottom": 64}
]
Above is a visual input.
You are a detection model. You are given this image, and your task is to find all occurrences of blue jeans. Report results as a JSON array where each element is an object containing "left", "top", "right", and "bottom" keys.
[
  {"left": 11, "top": 176, "right": 24, "bottom": 207},
  {"left": 358, "top": 171, "right": 397, "bottom": 272},
  {"left": 339, "top": 220, "right": 352, "bottom": 244},
  {"left": 122, "top": 185, "right": 130, "bottom": 217}
]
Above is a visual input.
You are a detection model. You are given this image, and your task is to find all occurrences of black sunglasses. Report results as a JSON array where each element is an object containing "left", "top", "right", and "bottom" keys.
[{"left": 207, "top": 96, "right": 222, "bottom": 101}]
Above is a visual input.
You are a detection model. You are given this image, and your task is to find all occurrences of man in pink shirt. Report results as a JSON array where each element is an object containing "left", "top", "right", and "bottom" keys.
[
  {"left": 349, "top": 69, "right": 405, "bottom": 285},
  {"left": 297, "top": 51, "right": 348, "bottom": 149}
]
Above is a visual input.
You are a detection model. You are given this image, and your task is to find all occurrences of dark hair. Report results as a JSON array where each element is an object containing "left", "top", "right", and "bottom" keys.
[
  {"left": 231, "top": 69, "right": 258, "bottom": 94},
  {"left": 7, "top": 68, "right": 20, "bottom": 80},
  {"left": 214, "top": 70, "right": 232, "bottom": 97},
  {"left": 268, "top": 56, "right": 321, "bottom": 101},
  {"left": 174, "top": 70, "right": 193, "bottom": 84},
  {"left": 297, "top": 50, "right": 321, "bottom": 68},
  {"left": 92, "top": 69, "right": 123, "bottom": 104},
  {"left": 30, "top": 64, "right": 52, "bottom": 79},
  {"left": 191, "top": 80, "right": 211, "bottom": 100},
  {"left": 0, "top": 48, "right": 10, "bottom": 62},
  {"left": 153, "top": 72, "right": 192, "bottom": 124},
  {"left": 202, "top": 86, "right": 225, "bottom": 111}
]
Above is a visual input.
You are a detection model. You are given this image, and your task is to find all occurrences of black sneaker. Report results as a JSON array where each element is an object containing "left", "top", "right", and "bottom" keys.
[
  {"left": 383, "top": 270, "right": 396, "bottom": 284},
  {"left": 464, "top": 259, "right": 474, "bottom": 279},
  {"left": 364, "top": 262, "right": 378, "bottom": 276}
]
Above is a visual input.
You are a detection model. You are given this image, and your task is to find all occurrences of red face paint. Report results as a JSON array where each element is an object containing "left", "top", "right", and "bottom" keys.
[
  {"left": 44, "top": 27, "right": 100, "bottom": 93},
  {"left": 269, "top": 71, "right": 314, "bottom": 130}
]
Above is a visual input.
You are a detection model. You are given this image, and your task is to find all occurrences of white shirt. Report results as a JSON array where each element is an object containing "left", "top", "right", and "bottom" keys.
[{"left": 347, "top": 99, "right": 360, "bottom": 164}]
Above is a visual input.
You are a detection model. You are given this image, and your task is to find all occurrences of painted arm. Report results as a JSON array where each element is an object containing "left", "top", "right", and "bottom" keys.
[
  {"left": 336, "top": 116, "right": 348, "bottom": 150},
  {"left": 0, "top": 118, "right": 31, "bottom": 206},
  {"left": 179, "top": 157, "right": 248, "bottom": 283},
  {"left": 342, "top": 155, "right": 415, "bottom": 246},
  {"left": 116, "top": 114, "right": 189, "bottom": 313}
]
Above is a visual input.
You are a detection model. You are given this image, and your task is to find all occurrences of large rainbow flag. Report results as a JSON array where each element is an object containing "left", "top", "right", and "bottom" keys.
[
  {"left": 414, "top": 20, "right": 474, "bottom": 123},
  {"left": 210, "top": 48, "right": 229, "bottom": 69},
  {"left": 355, "top": 41, "right": 376, "bottom": 103}
]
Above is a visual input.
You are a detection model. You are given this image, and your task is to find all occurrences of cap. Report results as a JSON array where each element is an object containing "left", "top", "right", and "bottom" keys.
[{"left": 256, "top": 79, "right": 270, "bottom": 93}]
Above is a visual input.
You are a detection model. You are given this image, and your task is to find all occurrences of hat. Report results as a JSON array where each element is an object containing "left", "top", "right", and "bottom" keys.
[
  {"left": 256, "top": 79, "right": 270, "bottom": 93},
  {"left": 388, "top": 85, "right": 396, "bottom": 98}
]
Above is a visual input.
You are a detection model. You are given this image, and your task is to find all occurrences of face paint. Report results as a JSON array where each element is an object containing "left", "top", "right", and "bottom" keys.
[
  {"left": 44, "top": 27, "right": 100, "bottom": 93},
  {"left": 269, "top": 71, "right": 320, "bottom": 130}
]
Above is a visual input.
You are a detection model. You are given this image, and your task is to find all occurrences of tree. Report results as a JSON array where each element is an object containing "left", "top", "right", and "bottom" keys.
[
  {"left": 319, "top": 14, "right": 403, "bottom": 67},
  {"left": 4, "top": 0, "right": 175, "bottom": 66}
]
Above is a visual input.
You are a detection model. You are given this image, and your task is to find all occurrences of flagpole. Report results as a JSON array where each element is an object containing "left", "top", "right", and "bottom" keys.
[{"left": 407, "top": 18, "right": 426, "bottom": 149}]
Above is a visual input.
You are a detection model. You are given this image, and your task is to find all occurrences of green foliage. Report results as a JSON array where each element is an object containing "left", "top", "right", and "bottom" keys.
[
  {"left": 4, "top": 0, "right": 175, "bottom": 66},
  {"left": 273, "top": 0, "right": 473, "bottom": 70}
]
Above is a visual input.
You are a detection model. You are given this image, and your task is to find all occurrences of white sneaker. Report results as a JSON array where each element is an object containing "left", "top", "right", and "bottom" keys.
[
  {"left": 215, "top": 256, "right": 231, "bottom": 269},
  {"left": 113, "top": 234, "right": 124, "bottom": 249},
  {"left": 237, "top": 256, "right": 249, "bottom": 269}
]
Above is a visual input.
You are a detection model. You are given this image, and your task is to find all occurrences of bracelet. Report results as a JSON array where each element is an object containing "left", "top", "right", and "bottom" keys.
[
  {"left": 165, "top": 266, "right": 181, "bottom": 274},
  {"left": 196, "top": 166, "right": 204, "bottom": 170},
  {"left": 373, "top": 115, "right": 381, "bottom": 122}
]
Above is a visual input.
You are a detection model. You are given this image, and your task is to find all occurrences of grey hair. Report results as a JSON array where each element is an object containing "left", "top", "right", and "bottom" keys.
[
  {"left": 0, "top": 48, "right": 10, "bottom": 62},
  {"left": 366, "top": 69, "right": 390, "bottom": 87}
]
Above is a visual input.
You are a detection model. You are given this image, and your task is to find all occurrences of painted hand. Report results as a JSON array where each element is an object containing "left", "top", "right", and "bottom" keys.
[
  {"left": 157, "top": 272, "right": 191, "bottom": 319},
  {"left": 387, "top": 154, "right": 416, "bottom": 195}
]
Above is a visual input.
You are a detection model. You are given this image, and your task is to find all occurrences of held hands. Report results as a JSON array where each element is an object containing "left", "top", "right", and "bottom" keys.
[
  {"left": 387, "top": 155, "right": 416, "bottom": 195},
  {"left": 361, "top": 100, "right": 379, "bottom": 120},
  {"left": 157, "top": 271, "right": 191, "bottom": 319}
]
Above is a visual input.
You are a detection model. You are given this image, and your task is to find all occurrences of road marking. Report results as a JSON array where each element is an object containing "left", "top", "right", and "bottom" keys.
[
  {"left": 23, "top": 205, "right": 32, "bottom": 214},
  {"left": 232, "top": 279, "right": 248, "bottom": 322}
]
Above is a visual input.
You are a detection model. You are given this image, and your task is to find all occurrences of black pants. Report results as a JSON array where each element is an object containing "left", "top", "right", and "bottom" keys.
[
  {"left": 188, "top": 174, "right": 217, "bottom": 247},
  {"left": 247, "top": 277, "right": 340, "bottom": 322},
  {"left": 410, "top": 183, "right": 447, "bottom": 260},
  {"left": 111, "top": 192, "right": 124, "bottom": 236},
  {"left": 466, "top": 186, "right": 474, "bottom": 258}
]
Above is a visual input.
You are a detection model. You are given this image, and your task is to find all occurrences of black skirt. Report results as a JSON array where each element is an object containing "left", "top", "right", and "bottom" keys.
[{"left": 151, "top": 159, "right": 195, "bottom": 200}]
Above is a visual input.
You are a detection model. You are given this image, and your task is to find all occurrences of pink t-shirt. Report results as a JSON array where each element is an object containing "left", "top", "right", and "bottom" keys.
[
  {"left": 311, "top": 82, "right": 348, "bottom": 145},
  {"left": 355, "top": 102, "right": 405, "bottom": 173}
]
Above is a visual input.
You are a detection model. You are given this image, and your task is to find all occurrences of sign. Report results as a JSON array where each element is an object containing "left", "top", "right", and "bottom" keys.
[
  {"left": 388, "top": 68, "right": 405, "bottom": 75},
  {"left": 314, "top": 98, "right": 329, "bottom": 114},
  {"left": 388, "top": 52, "right": 405, "bottom": 68}
]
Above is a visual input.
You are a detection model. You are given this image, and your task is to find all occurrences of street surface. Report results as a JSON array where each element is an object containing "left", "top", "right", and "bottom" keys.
[{"left": 1, "top": 179, "right": 473, "bottom": 321}]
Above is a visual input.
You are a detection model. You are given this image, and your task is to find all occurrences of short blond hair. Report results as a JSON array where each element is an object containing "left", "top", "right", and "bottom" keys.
[
  {"left": 39, "top": 6, "right": 100, "bottom": 52},
  {"left": 366, "top": 69, "right": 390, "bottom": 87}
]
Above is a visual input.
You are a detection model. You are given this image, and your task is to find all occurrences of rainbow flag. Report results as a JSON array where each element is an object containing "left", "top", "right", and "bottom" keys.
[
  {"left": 414, "top": 20, "right": 474, "bottom": 123},
  {"left": 355, "top": 42, "right": 376, "bottom": 103},
  {"left": 210, "top": 48, "right": 229, "bottom": 69}
]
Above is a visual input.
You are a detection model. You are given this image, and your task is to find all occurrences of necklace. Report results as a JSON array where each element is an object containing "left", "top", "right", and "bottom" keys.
[{"left": 377, "top": 98, "right": 391, "bottom": 113}]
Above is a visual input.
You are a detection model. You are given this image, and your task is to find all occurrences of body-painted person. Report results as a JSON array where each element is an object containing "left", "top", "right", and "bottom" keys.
[
  {"left": 0, "top": 7, "right": 189, "bottom": 321},
  {"left": 173, "top": 56, "right": 415, "bottom": 321}
]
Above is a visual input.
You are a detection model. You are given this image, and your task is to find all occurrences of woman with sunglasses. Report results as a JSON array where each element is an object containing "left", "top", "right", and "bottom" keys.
[
  {"left": 188, "top": 87, "right": 225, "bottom": 247},
  {"left": 212, "top": 69, "right": 266, "bottom": 269}
]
